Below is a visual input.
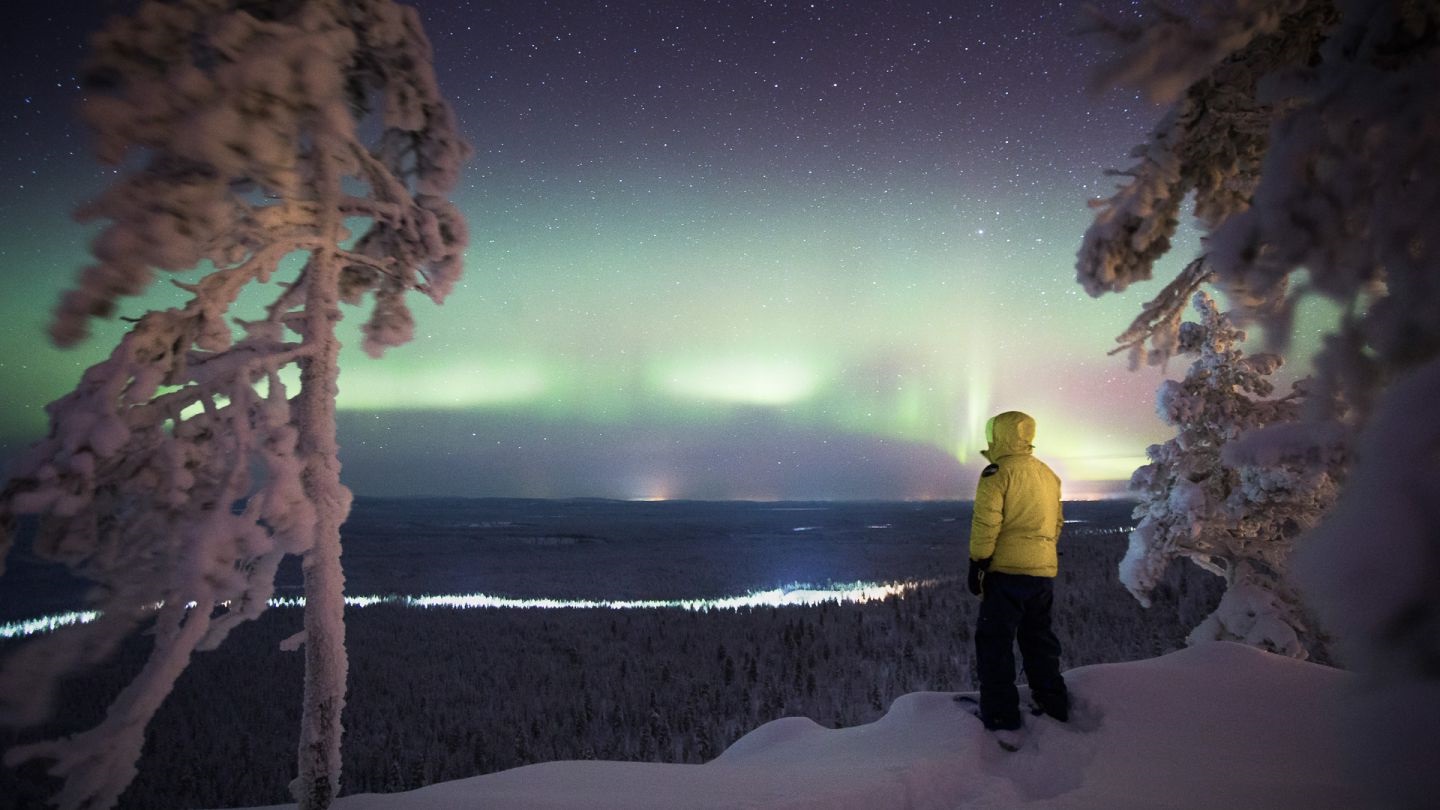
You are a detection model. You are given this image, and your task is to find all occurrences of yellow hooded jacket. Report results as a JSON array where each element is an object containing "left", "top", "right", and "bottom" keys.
[{"left": 969, "top": 411, "right": 1063, "bottom": 577}]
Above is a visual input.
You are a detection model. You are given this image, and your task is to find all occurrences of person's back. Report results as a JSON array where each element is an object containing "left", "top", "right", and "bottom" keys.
[
  {"left": 966, "top": 410, "right": 1069, "bottom": 736},
  {"left": 970, "top": 412, "right": 1063, "bottom": 577}
]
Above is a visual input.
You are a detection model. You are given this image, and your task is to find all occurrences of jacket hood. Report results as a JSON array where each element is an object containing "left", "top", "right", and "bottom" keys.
[{"left": 981, "top": 411, "right": 1037, "bottom": 461}]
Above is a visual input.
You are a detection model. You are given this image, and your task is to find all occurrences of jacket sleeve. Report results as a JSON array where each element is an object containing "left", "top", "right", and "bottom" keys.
[
  {"left": 1054, "top": 470, "right": 1064, "bottom": 540},
  {"left": 969, "top": 468, "right": 1005, "bottom": 560}
]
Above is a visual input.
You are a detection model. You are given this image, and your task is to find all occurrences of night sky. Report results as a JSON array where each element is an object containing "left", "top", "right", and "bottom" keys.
[{"left": 0, "top": 0, "right": 1208, "bottom": 500}]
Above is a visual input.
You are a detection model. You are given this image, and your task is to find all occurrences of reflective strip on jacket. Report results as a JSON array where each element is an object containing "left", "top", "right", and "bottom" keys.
[{"left": 969, "top": 411, "right": 1064, "bottom": 578}]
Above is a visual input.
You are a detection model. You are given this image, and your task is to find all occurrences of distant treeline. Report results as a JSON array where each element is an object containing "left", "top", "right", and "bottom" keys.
[{"left": 0, "top": 520, "right": 1223, "bottom": 810}]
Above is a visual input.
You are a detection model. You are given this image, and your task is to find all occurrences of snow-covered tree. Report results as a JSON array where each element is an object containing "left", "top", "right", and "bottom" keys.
[
  {"left": 0, "top": 2, "right": 468, "bottom": 808},
  {"left": 1076, "top": 0, "right": 1339, "bottom": 367},
  {"left": 1080, "top": 0, "right": 1439, "bottom": 802},
  {"left": 1122, "top": 291, "right": 1339, "bottom": 658}
]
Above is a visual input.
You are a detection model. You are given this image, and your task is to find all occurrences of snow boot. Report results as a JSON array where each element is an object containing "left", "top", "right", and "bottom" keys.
[
  {"left": 992, "top": 726, "right": 1025, "bottom": 753},
  {"left": 954, "top": 695, "right": 1025, "bottom": 752},
  {"left": 1030, "top": 691, "right": 1070, "bottom": 723}
]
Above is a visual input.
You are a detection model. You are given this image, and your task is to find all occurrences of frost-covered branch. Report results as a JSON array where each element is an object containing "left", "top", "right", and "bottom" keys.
[
  {"left": 1077, "top": 0, "right": 1336, "bottom": 304},
  {"left": 1109, "top": 255, "right": 1214, "bottom": 368},
  {"left": 1085, "top": 0, "right": 1317, "bottom": 104}
]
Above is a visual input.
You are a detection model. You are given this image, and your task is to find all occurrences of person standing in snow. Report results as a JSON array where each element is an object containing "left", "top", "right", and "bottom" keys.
[{"left": 967, "top": 410, "right": 1070, "bottom": 732}]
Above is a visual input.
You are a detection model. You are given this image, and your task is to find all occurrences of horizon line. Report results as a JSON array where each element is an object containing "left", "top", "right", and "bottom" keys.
[{"left": 347, "top": 493, "right": 1138, "bottom": 504}]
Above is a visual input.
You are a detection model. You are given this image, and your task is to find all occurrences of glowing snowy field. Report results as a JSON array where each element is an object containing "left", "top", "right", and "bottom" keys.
[{"left": 0, "top": 580, "right": 929, "bottom": 641}]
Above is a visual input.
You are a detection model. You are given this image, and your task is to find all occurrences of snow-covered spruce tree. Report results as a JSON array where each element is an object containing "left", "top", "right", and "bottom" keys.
[
  {"left": 1122, "top": 291, "right": 1338, "bottom": 658},
  {"left": 0, "top": 2, "right": 468, "bottom": 808},
  {"left": 1080, "top": 0, "right": 1439, "bottom": 803}
]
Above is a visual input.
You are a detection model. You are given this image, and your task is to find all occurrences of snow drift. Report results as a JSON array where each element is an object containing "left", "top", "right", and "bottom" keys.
[{"left": 238, "top": 642, "right": 1367, "bottom": 810}]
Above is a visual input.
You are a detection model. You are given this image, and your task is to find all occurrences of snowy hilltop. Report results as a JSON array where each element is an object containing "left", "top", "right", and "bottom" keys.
[{"left": 236, "top": 642, "right": 1366, "bottom": 810}]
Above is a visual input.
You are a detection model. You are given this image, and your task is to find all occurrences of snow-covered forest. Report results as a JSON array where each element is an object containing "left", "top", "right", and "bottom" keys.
[{"left": 1, "top": 501, "right": 1223, "bottom": 810}]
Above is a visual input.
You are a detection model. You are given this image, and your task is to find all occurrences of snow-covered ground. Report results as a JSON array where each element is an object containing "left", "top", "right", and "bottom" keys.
[{"left": 239, "top": 642, "right": 1366, "bottom": 810}]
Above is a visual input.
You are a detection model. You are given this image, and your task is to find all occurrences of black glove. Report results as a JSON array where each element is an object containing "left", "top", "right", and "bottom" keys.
[{"left": 967, "top": 557, "right": 991, "bottom": 596}]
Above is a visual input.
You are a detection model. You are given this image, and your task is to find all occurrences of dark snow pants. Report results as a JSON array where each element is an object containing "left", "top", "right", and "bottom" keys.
[{"left": 975, "top": 572, "right": 1068, "bottom": 730}]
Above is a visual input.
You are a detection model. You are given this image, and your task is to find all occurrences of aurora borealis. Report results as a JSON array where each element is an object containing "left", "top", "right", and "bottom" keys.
[{"left": 0, "top": 0, "right": 1210, "bottom": 500}]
